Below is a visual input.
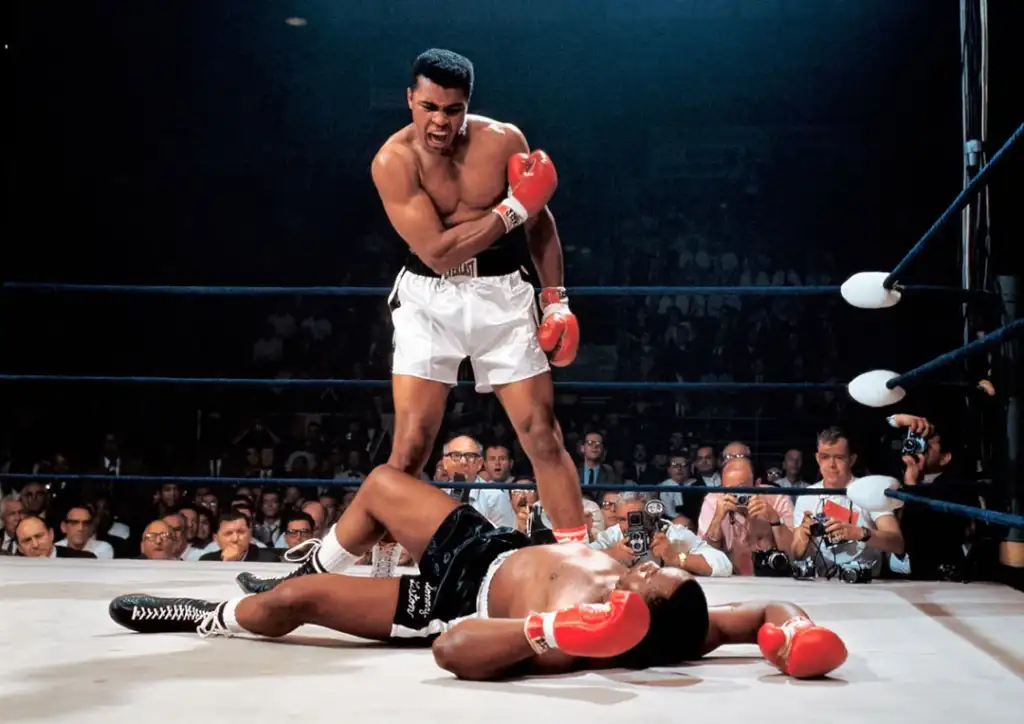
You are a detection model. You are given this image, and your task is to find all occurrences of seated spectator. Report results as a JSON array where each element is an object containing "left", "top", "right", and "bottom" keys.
[
  {"left": 57, "top": 505, "right": 114, "bottom": 559},
  {"left": 2, "top": 493, "right": 26, "bottom": 555},
  {"left": 17, "top": 516, "right": 95, "bottom": 558},
  {"left": 139, "top": 520, "right": 176, "bottom": 560},
  {"left": 201, "top": 511, "right": 280, "bottom": 563},
  {"left": 658, "top": 453, "right": 699, "bottom": 527},
  {"left": 592, "top": 491, "right": 731, "bottom": 577},
  {"left": 161, "top": 511, "right": 196, "bottom": 560},
  {"left": 699, "top": 456, "right": 795, "bottom": 576},
  {"left": 277, "top": 511, "right": 316, "bottom": 550},
  {"left": 791, "top": 426, "right": 905, "bottom": 578},
  {"left": 253, "top": 488, "right": 283, "bottom": 546}
]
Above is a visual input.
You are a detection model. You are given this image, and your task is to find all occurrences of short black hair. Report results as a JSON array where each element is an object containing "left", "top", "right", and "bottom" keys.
[
  {"left": 284, "top": 511, "right": 316, "bottom": 531},
  {"left": 410, "top": 48, "right": 474, "bottom": 99},
  {"left": 617, "top": 579, "right": 709, "bottom": 669},
  {"left": 217, "top": 509, "right": 251, "bottom": 531}
]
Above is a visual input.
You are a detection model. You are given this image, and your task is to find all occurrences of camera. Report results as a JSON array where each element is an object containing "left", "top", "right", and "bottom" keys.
[
  {"left": 839, "top": 562, "right": 873, "bottom": 584},
  {"left": 791, "top": 558, "right": 817, "bottom": 580},
  {"left": 624, "top": 499, "right": 669, "bottom": 559},
  {"left": 901, "top": 430, "right": 927, "bottom": 456},
  {"left": 808, "top": 513, "right": 829, "bottom": 538},
  {"left": 734, "top": 494, "right": 751, "bottom": 507},
  {"left": 752, "top": 549, "right": 792, "bottom": 577}
]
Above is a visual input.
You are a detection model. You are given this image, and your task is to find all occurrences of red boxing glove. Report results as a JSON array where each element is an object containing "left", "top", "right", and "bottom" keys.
[
  {"left": 492, "top": 150, "right": 558, "bottom": 233},
  {"left": 524, "top": 590, "right": 650, "bottom": 659},
  {"left": 758, "top": 616, "right": 848, "bottom": 679},
  {"left": 537, "top": 287, "right": 580, "bottom": 367}
]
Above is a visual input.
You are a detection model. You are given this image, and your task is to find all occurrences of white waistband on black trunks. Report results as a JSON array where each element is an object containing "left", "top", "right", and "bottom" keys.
[{"left": 475, "top": 548, "right": 518, "bottom": 619}]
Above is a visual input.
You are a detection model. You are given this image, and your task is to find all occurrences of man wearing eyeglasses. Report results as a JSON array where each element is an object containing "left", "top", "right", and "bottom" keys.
[
  {"left": 56, "top": 506, "right": 114, "bottom": 559},
  {"left": 138, "top": 519, "right": 176, "bottom": 560},
  {"left": 280, "top": 512, "right": 316, "bottom": 550},
  {"left": 444, "top": 435, "right": 516, "bottom": 530}
]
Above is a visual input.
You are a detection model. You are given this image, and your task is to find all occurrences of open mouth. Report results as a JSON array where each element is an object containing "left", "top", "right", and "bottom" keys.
[{"left": 426, "top": 130, "right": 449, "bottom": 147}]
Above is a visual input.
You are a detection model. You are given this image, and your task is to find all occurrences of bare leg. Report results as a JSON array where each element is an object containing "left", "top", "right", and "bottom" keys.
[
  {"left": 495, "top": 373, "right": 584, "bottom": 535},
  {"left": 235, "top": 574, "right": 402, "bottom": 640},
  {"left": 388, "top": 374, "right": 450, "bottom": 476},
  {"left": 702, "top": 600, "right": 810, "bottom": 654},
  {"left": 332, "top": 464, "right": 459, "bottom": 562}
]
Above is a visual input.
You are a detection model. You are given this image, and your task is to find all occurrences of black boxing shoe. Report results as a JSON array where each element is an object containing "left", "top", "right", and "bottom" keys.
[
  {"left": 235, "top": 538, "right": 326, "bottom": 594},
  {"left": 109, "top": 594, "right": 221, "bottom": 634}
]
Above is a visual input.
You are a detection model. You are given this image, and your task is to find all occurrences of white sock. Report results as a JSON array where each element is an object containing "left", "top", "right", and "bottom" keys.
[
  {"left": 221, "top": 596, "right": 252, "bottom": 635},
  {"left": 314, "top": 524, "right": 362, "bottom": 573}
]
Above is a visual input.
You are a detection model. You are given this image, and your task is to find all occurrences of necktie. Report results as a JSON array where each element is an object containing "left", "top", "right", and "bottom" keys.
[{"left": 587, "top": 468, "right": 595, "bottom": 487}]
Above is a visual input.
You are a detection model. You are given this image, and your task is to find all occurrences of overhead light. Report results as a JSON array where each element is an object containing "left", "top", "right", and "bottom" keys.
[{"left": 285, "top": 17, "right": 308, "bottom": 27}]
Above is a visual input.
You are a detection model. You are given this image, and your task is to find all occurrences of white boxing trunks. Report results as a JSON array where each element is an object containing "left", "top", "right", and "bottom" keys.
[{"left": 388, "top": 265, "right": 551, "bottom": 392}]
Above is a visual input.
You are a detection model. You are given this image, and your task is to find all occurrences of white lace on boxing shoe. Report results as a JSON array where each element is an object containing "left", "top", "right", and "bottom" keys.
[{"left": 197, "top": 604, "right": 235, "bottom": 639}]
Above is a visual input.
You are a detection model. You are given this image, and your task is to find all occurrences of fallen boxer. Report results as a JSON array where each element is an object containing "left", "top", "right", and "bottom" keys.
[{"left": 109, "top": 463, "right": 848, "bottom": 680}]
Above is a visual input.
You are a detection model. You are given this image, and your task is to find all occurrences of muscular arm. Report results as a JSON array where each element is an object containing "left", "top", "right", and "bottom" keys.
[
  {"left": 371, "top": 146, "right": 507, "bottom": 275},
  {"left": 432, "top": 618, "right": 578, "bottom": 680},
  {"left": 505, "top": 125, "right": 564, "bottom": 288},
  {"left": 702, "top": 601, "right": 810, "bottom": 655}
]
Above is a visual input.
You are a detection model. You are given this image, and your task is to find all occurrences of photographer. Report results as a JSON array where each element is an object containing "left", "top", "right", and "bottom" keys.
[
  {"left": 590, "top": 491, "right": 732, "bottom": 577},
  {"left": 791, "top": 427, "right": 905, "bottom": 578},
  {"left": 886, "top": 413, "right": 980, "bottom": 580},
  {"left": 698, "top": 456, "right": 795, "bottom": 576}
]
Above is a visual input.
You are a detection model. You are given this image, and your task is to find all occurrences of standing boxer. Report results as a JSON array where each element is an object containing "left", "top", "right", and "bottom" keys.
[{"left": 236, "top": 49, "right": 585, "bottom": 595}]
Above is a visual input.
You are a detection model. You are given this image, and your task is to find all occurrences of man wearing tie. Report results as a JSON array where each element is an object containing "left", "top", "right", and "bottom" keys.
[{"left": 578, "top": 432, "right": 617, "bottom": 497}]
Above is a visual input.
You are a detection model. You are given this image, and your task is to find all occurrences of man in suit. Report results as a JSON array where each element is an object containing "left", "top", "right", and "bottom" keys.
[
  {"left": 16, "top": 516, "right": 96, "bottom": 558},
  {"left": 578, "top": 431, "right": 617, "bottom": 498},
  {"left": 201, "top": 510, "right": 280, "bottom": 563}
]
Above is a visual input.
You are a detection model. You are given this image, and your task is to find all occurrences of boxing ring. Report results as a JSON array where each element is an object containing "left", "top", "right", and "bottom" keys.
[{"left": 3, "top": 5, "right": 1024, "bottom": 714}]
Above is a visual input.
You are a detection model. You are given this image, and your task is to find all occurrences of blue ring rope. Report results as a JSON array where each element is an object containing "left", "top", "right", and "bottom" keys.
[
  {"left": 0, "top": 473, "right": 829, "bottom": 496},
  {"left": 0, "top": 375, "right": 847, "bottom": 391},
  {"left": 883, "top": 121, "right": 1024, "bottom": 290},
  {"left": 886, "top": 489, "right": 1024, "bottom": 530},
  {"left": 6, "top": 472, "right": 1018, "bottom": 529},
  {"left": 0, "top": 282, "right": 999, "bottom": 299},
  {"left": 889, "top": 318, "right": 1024, "bottom": 390}
]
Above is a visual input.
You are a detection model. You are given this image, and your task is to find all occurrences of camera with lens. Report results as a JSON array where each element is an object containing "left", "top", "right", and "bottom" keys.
[
  {"left": 624, "top": 499, "right": 669, "bottom": 560},
  {"left": 752, "top": 548, "right": 792, "bottom": 577},
  {"left": 839, "top": 562, "right": 873, "bottom": 584},
  {"left": 790, "top": 557, "right": 817, "bottom": 580},
  {"left": 734, "top": 493, "right": 751, "bottom": 507},
  {"left": 901, "top": 430, "right": 927, "bottom": 456},
  {"left": 808, "top": 513, "right": 829, "bottom": 538}
]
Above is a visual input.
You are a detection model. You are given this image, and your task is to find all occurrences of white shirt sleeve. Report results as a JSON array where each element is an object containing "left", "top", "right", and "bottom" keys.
[
  {"left": 470, "top": 488, "right": 518, "bottom": 529},
  {"left": 667, "top": 523, "right": 733, "bottom": 577},
  {"left": 592, "top": 525, "right": 623, "bottom": 549}
]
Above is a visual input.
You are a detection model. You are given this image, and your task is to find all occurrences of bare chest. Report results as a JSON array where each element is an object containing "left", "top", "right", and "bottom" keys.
[
  {"left": 419, "top": 149, "right": 507, "bottom": 225},
  {"left": 493, "top": 547, "right": 619, "bottom": 618}
]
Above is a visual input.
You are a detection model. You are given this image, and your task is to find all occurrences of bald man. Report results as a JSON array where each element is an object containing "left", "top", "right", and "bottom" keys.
[
  {"left": 17, "top": 516, "right": 96, "bottom": 558},
  {"left": 697, "top": 457, "right": 794, "bottom": 576},
  {"left": 139, "top": 519, "right": 175, "bottom": 560}
]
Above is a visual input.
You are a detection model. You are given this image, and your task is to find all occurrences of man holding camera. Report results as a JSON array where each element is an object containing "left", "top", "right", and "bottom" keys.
[
  {"left": 791, "top": 427, "right": 905, "bottom": 579},
  {"left": 698, "top": 448, "right": 795, "bottom": 576},
  {"left": 886, "top": 413, "right": 980, "bottom": 580},
  {"left": 591, "top": 491, "right": 732, "bottom": 577}
]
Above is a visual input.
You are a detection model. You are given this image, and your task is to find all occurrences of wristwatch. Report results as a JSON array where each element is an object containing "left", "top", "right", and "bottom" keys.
[{"left": 860, "top": 527, "right": 872, "bottom": 543}]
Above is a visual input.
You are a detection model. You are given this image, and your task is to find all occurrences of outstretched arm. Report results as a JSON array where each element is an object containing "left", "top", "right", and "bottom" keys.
[
  {"left": 703, "top": 600, "right": 810, "bottom": 653},
  {"left": 432, "top": 618, "right": 578, "bottom": 681}
]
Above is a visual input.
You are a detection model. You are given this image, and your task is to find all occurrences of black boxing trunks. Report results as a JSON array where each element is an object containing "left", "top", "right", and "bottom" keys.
[{"left": 388, "top": 505, "right": 529, "bottom": 641}]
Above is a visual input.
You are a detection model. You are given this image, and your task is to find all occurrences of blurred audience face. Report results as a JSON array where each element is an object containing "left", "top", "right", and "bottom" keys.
[
  {"left": 61, "top": 506, "right": 94, "bottom": 550},
  {"left": 283, "top": 486, "right": 302, "bottom": 506},
  {"left": 442, "top": 436, "right": 484, "bottom": 480},
  {"left": 235, "top": 487, "right": 254, "bottom": 503},
  {"left": 581, "top": 433, "right": 604, "bottom": 463},
  {"left": 600, "top": 491, "right": 621, "bottom": 528},
  {"left": 667, "top": 455, "right": 689, "bottom": 483},
  {"left": 260, "top": 447, "right": 275, "bottom": 469},
  {"left": 283, "top": 517, "right": 314, "bottom": 548},
  {"left": 180, "top": 507, "right": 198, "bottom": 541},
  {"left": 345, "top": 451, "right": 362, "bottom": 472},
  {"left": 244, "top": 448, "right": 260, "bottom": 469},
  {"left": 694, "top": 446, "right": 717, "bottom": 476},
  {"left": 161, "top": 513, "right": 188, "bottom": 558},
  {"left": 200, "top": 493, "right": 219, "bottom": 517},
  {"left": 2, "top": 497, "right": 25, "bottom": 537},
  {"left": 261, "top": 491, "right": 281, "bottom": 520},
  {"left": 632, "top": 443, "right": 647, "bottom": 463},
  {"left": 816, "top": 436, "right": 855, "bottom": 488},
  {"left": 195, "top": 512, "right": 213, "bottom": 542},
  {"left": 319, "top": 494, "right": 338, "bottom": 525},
  {"left": 20, "top": 482, "right": 49, "bottom": 515},
  {"left": 17, "top": 516, "right": 54, "bottom": 557},
  {"left": 301, "top": 501, "right": 325, "bottom": 535},
  {"left": 214, "top": 517, "right": 252, "bottom": 561},
  {"left": 141, "top": 520, "right": 174, "bottom": 560},
  {"left": 159, "top": 483, "right": 181, "bottom": 509},
  {"left": 193, "top": 487, "right": 211, "bottom": 504},
  {"left": 783, "top": 449, "right": 803, "bottom": 478},
  {"left": 484, "top": 445, "right": 511, "bottom": 482}
]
